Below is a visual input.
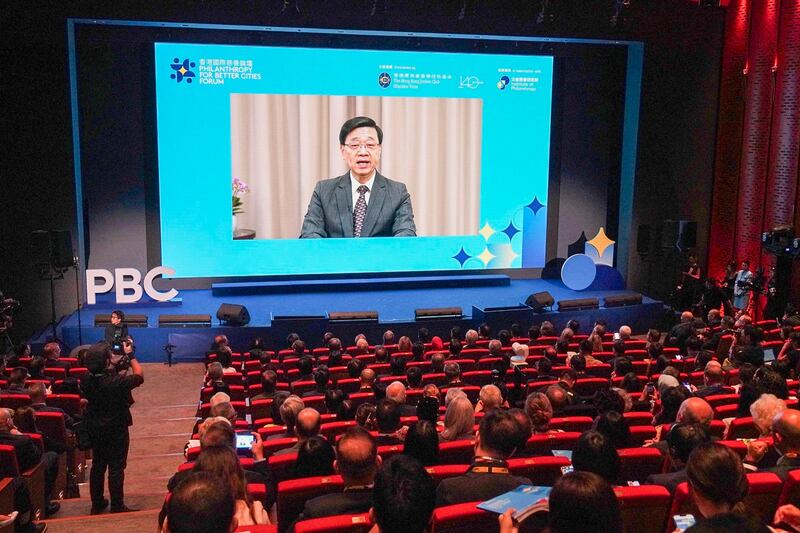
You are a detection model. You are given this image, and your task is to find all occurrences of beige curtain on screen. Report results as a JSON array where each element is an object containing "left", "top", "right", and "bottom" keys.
[{"left": 230, "top": 94, "right": 482, "bottom": 238}]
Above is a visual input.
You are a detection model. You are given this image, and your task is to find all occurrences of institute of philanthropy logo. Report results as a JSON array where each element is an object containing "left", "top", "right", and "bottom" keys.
[
  {"left": 170, "top": 58, "right": 196, "bottom": 83},
  {"left": 378, "top": 72, "right": 392, "bottom": 88},
  {"left": 497, "top": 75, "right": 510, "bottom": 90}
]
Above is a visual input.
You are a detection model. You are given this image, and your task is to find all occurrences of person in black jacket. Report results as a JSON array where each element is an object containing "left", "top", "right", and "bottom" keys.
[
  {"left": 82, "top": 341, "right": 144, "bottom": 514},
  {"left": 103, "top": 310, "right": 129, "bottom": 344}
]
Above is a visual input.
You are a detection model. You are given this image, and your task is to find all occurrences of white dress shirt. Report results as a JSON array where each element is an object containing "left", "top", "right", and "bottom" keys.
[{"left": 350, "top": 171, "right": 376, "bottom": 214}]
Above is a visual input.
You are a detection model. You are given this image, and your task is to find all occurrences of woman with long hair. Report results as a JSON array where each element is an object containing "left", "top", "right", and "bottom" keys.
[
  {"left": 439, "top": 396, "right": 475, "bottom": 442},
  {"left": 686, "top": 442, "right": 750, "bottom": 519},
  {"left": 193, "top": 446, "right": 270, "bottom": 526}
]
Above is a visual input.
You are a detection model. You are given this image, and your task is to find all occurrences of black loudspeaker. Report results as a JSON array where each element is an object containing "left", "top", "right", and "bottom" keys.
[
  {"left": 158, "top": 314, "right": 212, "bottom": 327},
  {"left": 677, "top": 221, "right": 697, "bottom": 252},
  {"left": 604, "top": 294, "right": 643, "bottom": 308},
  {"left": 661, "top": 220, "right": 679, "bottom": 250},
  {"left": 525, "top": 291, "right": 555, "bottom": 312},
  {"left": 415, "top": 307, "right": 463, "bottom": 319},
  {"left": 329, "top": 311, "right": 379, "bottom": 322},
  {"left": 50, "top": 230, "right": 75, "bottom": 269},
  {"left": 94, "top": 314, "right": 148, "bottom": 327},
  {"left": 30, "top": 230, "right": 52, "bottom": 268},
  {"left": 556, "top": 298, "right": 599, "bottom": 311},
  {"left": 216, "top": 304, "right": 250, "bottom": 326},
  {"left": 29, "top": 230, "right": 75, "bottom": 270}
]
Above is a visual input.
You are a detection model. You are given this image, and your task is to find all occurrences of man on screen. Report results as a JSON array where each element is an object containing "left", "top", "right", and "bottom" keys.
[{"left": 300, "top": 116, "right": 416, "bottom": 238}]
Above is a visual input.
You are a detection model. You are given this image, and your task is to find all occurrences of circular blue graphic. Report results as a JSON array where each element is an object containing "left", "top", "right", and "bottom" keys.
[
  {"left": 561, "top": 253, "right": 597, "bottom": 291},
  {"left": 378, "top": 72, "right": 392, "bottom": 88}
]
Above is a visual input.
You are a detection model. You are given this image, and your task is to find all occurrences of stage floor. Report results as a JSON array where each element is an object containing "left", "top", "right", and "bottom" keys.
[{"left": 41, "top": 277, "right": 663, "bottom": 362}]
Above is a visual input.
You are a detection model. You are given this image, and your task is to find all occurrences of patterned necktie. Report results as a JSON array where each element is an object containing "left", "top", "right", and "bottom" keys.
[{"left": 353, "top": 185, "right": 369, "bottom": 237}]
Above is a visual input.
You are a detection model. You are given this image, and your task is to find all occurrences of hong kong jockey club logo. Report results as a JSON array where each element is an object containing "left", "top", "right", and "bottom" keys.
[
  {"left": 170, "top": 58, "right": 196, "bottom": 83},
  {"left": 378, "top": 72, "right": 391, "bottom": 88}
]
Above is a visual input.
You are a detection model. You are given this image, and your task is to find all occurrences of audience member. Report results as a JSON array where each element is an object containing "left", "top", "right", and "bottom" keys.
[
  {"left": 645, "top": 423, "right": 710, "bottom": 493},
  {"left": 436, "top": 410, "right": 530, "bottom": 506},
  {"left": 355, "top": 403, "right": 377, "bottom": 431},
  {"left": 386, "top": 381, "right": 416, "bottom": 417},
  {"left": 571, "top": 430, "right": 620, "bottom": 484},
  {"left": 592, "top": 410, "right": 630, "bottom": 449},
  {"left": 293, "top": 435, "right": 336, "bottom": 478},
  {"left": 375, "top": 399, "right": 403, "bottom": 445},
  {"left": 251, "top": 370, "right": 278, "bottom": 401},
  {"left": 525, "top": 392, "right": 556, "bottom": 434},
  {"left": 415, "top": 395, "right": 439, "bottom": 425},
  {"left": 359, "top": 368, "right": 376, "bottom": 391},
  {"left": 686, "top": 443, "right": 750, "bottom": 520},
  {"left": 274, "top": 407, "right": 321, "bottom": 455},
  {"left": 476, "top": 384, "right": 503, "bottom": 413},
  {"left": 163, "top": 472, "right": 236, "bottom": 533},
  {"left": 693, "top": 361, "right": 727, "bottom": 398},
  {"left": 295, "top": 428, "right": 379, "bottom": 521},
  {"left": 193, "top": 446, "right": 269, "bottom": 526},
  {"left": 371, "top": 454, "right": 435, "bottom": 533},
  {"left": 402, "top": 420, "right": 439, "bottom": 466},
  {"left": 745, "top": 409, "right": 800, "bottom": 478},
  {"left": 439, "top": 396, "right": 474, "bottom": 442}
]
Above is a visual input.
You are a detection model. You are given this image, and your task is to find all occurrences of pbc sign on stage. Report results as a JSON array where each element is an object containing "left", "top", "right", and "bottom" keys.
[{"left": 86, "top": 267, "right": 178, "bottom": 305}]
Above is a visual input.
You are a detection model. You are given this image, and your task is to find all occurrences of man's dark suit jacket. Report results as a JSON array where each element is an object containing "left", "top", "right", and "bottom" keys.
[
  {"left": 435, "top": 464, "right": 531, "bottom": 507},
  {"left": 758, "top": 455, "right": 800, "bottom": 480},
  {"left": 645, "top": 469, "right": 688, "bottom": 493},
  {"left": 375, "top": 434, "right": 403, "bottom": 447},
  {"left": 300, "top": 173, "right": 416, "bottom": 238},
  {"left": 296, "top": 487, "right": 373, "bottom": 521},
  {"left": 0, "top": 431, "right": 42, "bottom": 472}
]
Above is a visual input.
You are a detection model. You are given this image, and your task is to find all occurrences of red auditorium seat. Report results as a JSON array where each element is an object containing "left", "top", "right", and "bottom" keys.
[
  {"left": 201, "top": 385, "right": 246, "bottom": 402},
  {"left": 291, "top": 380, "right": 317, "bottom": 396},
  {"left": 302, "top": 396, "right": 326, "bottom": 412},
  {"left": 0, "top": 444, "right": 45, "bottom": 519},
  {"left": 68, "top": 366, "right": 89, "bottom": 379},
  {"left": 335, "top": 378, "right": 361, "bottom": 394},
  {"left": 713, "top": 403, "right": 738, "bottom": 420},
  {"left": 704, "top": 393, "right": 740, "bottom": 409},
  {"left": 349, "top": 392, "right": 375, "bottom": 408},
  {"left": 250, "top": 398, "right": 274, "bottom": 424},
  {"left": 462, "top": 371, "right": 493, "bottom": 387},
  {"left": 716, "top": 440, "right": 747, "bottom": 457},
  {"left": 665, "top": 481, "right": 699, "bottom": 532},
  {"left": 778, "top": 469, "right": 800, "bottom": 507},
  {"left": 235, "top": 525, "right": 277, "bottom": 532},
  {"left": 708, "top": 419, "right": 727, "bottom": 439},
  {"left": 461, "top": 348, "right": 489, "bottom": 359},
  {"left": 745, "top": 472, "right": 783, "bottom": 524},
  {"left": 614, "top": 484, "right": 671, "bottom": 533},
  {"left": 320, "top": 420, "right": 357, "bottom": 441},
  {"left": 623, "top": 412, "right": 654, "bottom": 426},
  {"left": 277, "top": 475, "right": 345, "bottom": 529},
  {"left": 430, "top": 502, "right": 496, "bottom": 533},
  {"left": 628, "top": 426, "right": 658, "bottom": 447},
  {"left": 585, "top": 364, "right": 612, "bottom": 378},
  {"left": 526, "top": 432, "right": 582, "bottom": 455},
  {"left": 0, "top": 394, "right": 31, "bottom": 410},
  {"left": 424, "top": 464, "right": 470, "bottom": 486},
  {"left": 438, "top": 440, "right": 475, "bottom": 465},
  {"left": 293, "top": 513, "right": 372, "bottom": 533},
  {"left": 618, "top": 447, "right": 665, "bottom": 483},
  {"left": 268, "top": 453, "right": 298, "bottom": 483},
  {"left": 477, "top": 358, "right": 503, "bottom": 371},
  {"left": 574, "top": 378, "right": 610, "bottom": 396},
  {"left": 261, "top": 425, "right": 289, "bottom": 438},
  {"left": 726, "top": 417, "right": 759, "bottom": 440},
  {"left": 549, "top": 416, "right": 593, "bottom": 433},
  {"left": 261, "top": 437, "right": 298, "bottom": 455},
  {"left": 507, "top": 455, "right": 569, "bottom": 486},
  {"left": 377, "top": 445, "right": 404, "bottom": 460},
  {"left": 47, "top": 393, "right": 82, "bottom": 417},
  {"left": 222, "top": 372, "right": 244, "bottom": 386},
  {"left": 43, "top": 367, "right": 66, "bottom": 380}
]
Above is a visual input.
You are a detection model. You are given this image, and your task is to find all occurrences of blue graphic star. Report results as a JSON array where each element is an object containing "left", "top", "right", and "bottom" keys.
[
  {"left": 452, "top": 247, "right": 472, "bottom": 267},
  {"left": 526, "top": 196, "right": 545, "bottom": 216},
  {"left": 502, "top": 222, "right": 520, "bottom": 240}
]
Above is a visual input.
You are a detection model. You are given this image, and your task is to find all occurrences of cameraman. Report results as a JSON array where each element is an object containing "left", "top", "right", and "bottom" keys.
[
  {"left": 82, "top": 341, "right": 144, "bottom": 514},
  {"left": 104, "top": 310, "right": 129, "bottom": 344}
]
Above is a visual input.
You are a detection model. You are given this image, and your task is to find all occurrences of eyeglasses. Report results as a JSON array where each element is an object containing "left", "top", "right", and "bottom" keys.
[{"left": 344, "top": 142, "right": 380, "bottom": 151}]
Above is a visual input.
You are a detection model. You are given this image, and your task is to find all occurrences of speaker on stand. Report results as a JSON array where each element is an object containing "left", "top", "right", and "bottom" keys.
[{"left": 29, "top": 230, "right": 81, "bottom": 347}]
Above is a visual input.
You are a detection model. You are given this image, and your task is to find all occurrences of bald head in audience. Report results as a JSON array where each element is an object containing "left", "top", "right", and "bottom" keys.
[
  {"left": 336, "top": 427, "right": 381, "bottom": 486},
  {"left": 545, "top": 385, "right": 570, "bottom": 412},
  {"left": 296, "top": 408, "right": 322, "bottom": 440},
  {"left": 773, "top": 409, "right": 800, "bottom": 455},
  {"left": 677, "top": 397, "right": 713, "bottom": 427},
  {"left": 618, "top": 325, "right": 632, "bottom": 341},
  {"left": 704, "top": 361, "right": 724, "bottom": 386},
  {"left": 479, "top": 384, "right": 503, "bottom": 412},
  {"left": 166, "top": 472, "right": 237, "bottom": 533},
  {"left": 386, "top": 381, "right": 407, "bottom": 405},
  {"left": 360, "top": 368, "right": 376, "bottom": 389}
]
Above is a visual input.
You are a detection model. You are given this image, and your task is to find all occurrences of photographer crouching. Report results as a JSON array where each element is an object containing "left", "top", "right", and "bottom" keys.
[{"left": 81, "top": 339, "right": 144, "bottom": 514}]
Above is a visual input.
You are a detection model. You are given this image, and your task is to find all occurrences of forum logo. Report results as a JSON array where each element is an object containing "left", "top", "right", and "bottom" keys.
[
  {"left": 378, "top": 72, "right": 392, "bottom": 88},
  {"left": 170, "top": 58, "right": 196, "bottom": 83}
]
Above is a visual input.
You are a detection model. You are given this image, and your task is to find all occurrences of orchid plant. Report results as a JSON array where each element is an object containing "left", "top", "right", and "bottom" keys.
[{"left": 232, "top": 177, "right": 249, "bottom": 216}]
